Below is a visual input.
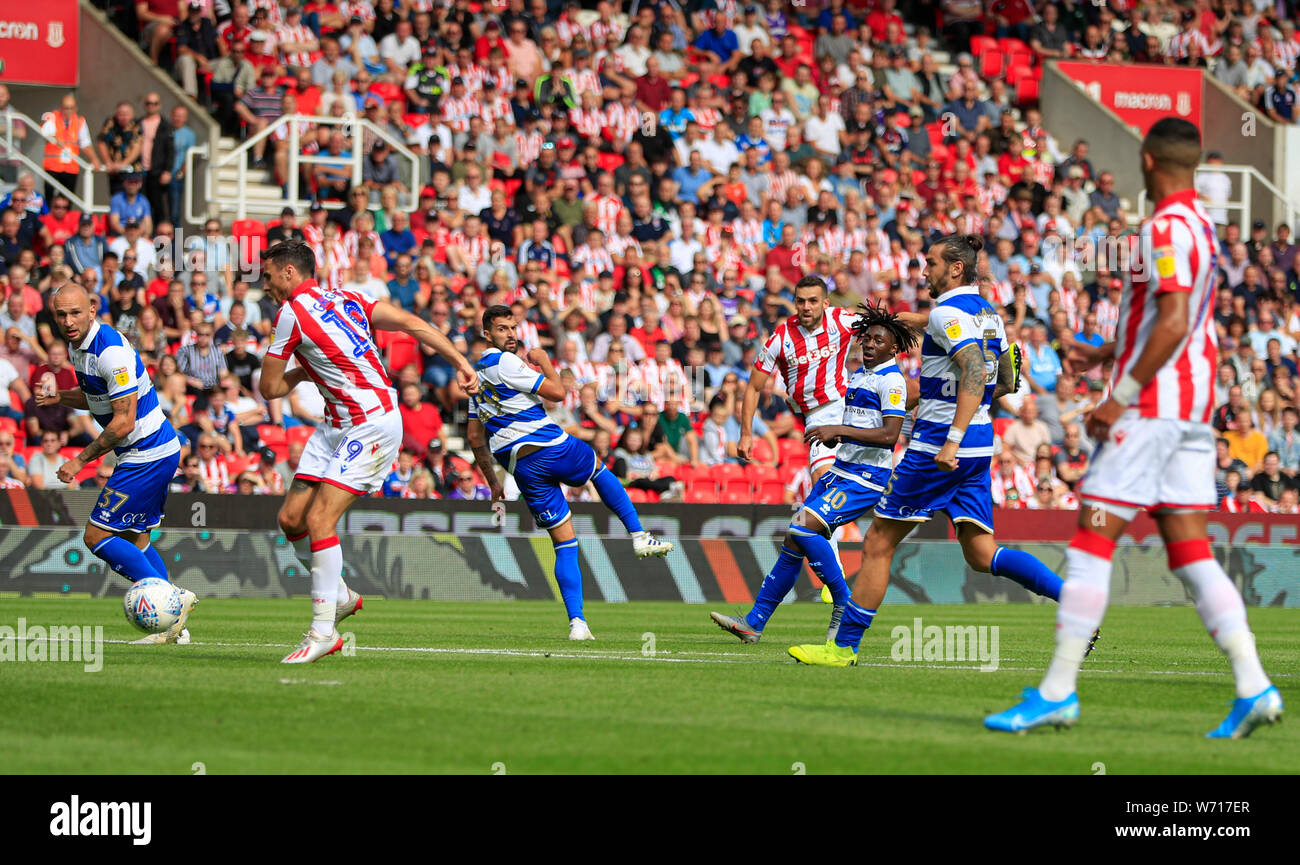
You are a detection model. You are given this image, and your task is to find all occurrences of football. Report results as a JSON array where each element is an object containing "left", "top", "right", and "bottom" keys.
[{"left": 122, "top": 578, "right": 183, "bottom": 634}]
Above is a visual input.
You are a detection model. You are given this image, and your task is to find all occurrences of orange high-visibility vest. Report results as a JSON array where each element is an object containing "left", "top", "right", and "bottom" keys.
[{"left": 42, "top": 112, "right": 85, "bottom": 173}]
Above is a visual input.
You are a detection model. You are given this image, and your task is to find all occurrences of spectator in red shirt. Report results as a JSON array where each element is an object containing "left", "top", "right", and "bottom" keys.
[
  {"left": 398, "top": 381, "right": 443, "bottom": 456},
  {"left": 867, "top": 0, "right": 905, "bottom": 44},
  {"left": 40, "top": 195, "right": 81, "bottom": 247},
  {"left": 765, "top": 223, "right": 806, "bottom": 289}
]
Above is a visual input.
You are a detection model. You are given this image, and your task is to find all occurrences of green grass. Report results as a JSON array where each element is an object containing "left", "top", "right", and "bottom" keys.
[{"left": 1, "top": 599, "right": 1296, "bottom": 774}]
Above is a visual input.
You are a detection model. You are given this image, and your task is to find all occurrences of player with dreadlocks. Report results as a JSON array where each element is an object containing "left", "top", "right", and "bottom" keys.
[{"left": 711, "top": 303, "right": 920, "bottom": 646}]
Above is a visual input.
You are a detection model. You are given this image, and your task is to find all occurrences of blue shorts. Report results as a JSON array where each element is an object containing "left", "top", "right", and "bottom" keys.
[
  {"left": 88, "top": 451, "right": 182, "bottom": 534},
  {"left": 874, "top": 448, "right": 994, "bottom": 533},
  {"left": 509, "top": 436, "right": 603, "bottom": 530},
  {"left": 802, "top": 467, "right": 888, "bottom": 529}
]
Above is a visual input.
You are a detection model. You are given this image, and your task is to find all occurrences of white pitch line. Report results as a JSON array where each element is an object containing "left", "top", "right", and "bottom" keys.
[{"left": 36, "top": 636, "right": 1289, "bottom": 678}]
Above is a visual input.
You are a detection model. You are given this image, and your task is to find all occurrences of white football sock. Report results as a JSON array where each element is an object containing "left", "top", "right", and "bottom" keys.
[
  {"left": 290, "top": 532, "right": 312, "bottom": 568},
  {"left": 1040, "top": 546, "right": 1112, "bottom": 701},
  {"left": 1174, "top": 557, "right": 1271, "bottom": 698},
  {"left": 336, "top": 576, "right": 351, "bottom": 605},
  {"left": 310, "top": 540, "right": 342, "bottom": 636}
]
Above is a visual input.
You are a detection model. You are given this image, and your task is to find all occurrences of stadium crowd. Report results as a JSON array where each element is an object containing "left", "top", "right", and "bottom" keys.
[{"left": 0, "top": 0, "right": 1297, "bottom": 513}]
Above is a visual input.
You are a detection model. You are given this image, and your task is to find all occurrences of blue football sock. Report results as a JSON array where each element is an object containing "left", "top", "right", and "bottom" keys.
[
  {"left": 554, "top": 539, "right": 584, "bottom": 621},
  {"left": 991, "top": 546, "right": 1063, "bottom": 602},
  {"left": 92, "top": 537, "right": 161, "bottom": 582},
  {"left": 141, "top": 544, "right": 170, "bottom": 582},
  {"left": 789, "top": 526, "right": 848, "bottom": 607},
  {"left": 834, "top": 601, "right": 877, "bottom": 650},
  {"left": 745, "top": 545, "right": 803, "bottom": 631},
  {"left": 591, "top": 469, "right": 644, "bottom": 534}
]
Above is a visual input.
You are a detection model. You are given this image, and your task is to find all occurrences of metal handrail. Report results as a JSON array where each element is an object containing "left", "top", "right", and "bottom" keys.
[
  {"left": 208, "top": 113, "right": 422, "bottom": 220},
  {"left": 1136, "top": 164, "right": 1300, "bottom": 233},
  {"left": 0, "top": 107, "right": 104, "bottom": 212},
  {"left": 184, "top": 142, "right": 210, "bottom": 226}
]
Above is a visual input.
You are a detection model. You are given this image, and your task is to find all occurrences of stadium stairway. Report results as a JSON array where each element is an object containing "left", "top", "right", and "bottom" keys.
[{"left": 213, "top": 137, "right": 285, "bottom": 221}]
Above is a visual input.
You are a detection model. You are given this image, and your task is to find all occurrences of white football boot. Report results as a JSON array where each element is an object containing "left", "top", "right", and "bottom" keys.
[
  {"left": 281, "top": 628, "right": 344, "bottom": 664},
  {"left": 130, "top": 589, "right": 197, "bottom": 645},
  {"left": 568, "top": 618, "right": 596, "bottom": 641},
  {"left": 632, "top": 531, "right": 674, "bottom": 558},
  {"left": 336, "top": 589, "right": 364, "bottom": 624}
]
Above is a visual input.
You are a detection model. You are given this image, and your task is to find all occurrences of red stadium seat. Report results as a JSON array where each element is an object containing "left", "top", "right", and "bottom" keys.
[
  {"left": 756, "top": 480, "right": 786, "bottom": 504},
  {"left": 720, "top": 490, "right": 749, "bottom": 506},
  {"left": 777, "top": 438, "right": 805, "bottom": 464},
  {"left": 751, "top": 437, "right": 774, "bottom": 464},
  {"left": 688, "top": 478, "right": 718, "bottom": 499},
  {"left": 1008, "top": 48, "right": 1034, "bottom": 71},
  {"left": 287, "top": 426, "right": 315, "bottom": 447},
  {"left": 0, "top": 417, "right": 17, "bottom": 435},
  {"left": 970, "top": 35, "right": 999, "bottom": 59},
  {"left": 993, "top": 417, "right": 1014, "bottom": 439},
  {"left": 73, "top": 460, "right": 100, "bottom": 485},
  {"left": 626, "top": 488, "right": 650, "bottom": 503},
  {"left": 998, "top": 37, "right": 1030, "bottom": 56},
  {"left": 685, "top": 489, "right": 716, "bottom": 504},
  {"left": 723, "top": 478, "right": 750, "bottom": 498},
  {"left": 744, "top": 463, "right": 778, "bottom": 485},
  {"left": 709, "top": 463, "right": 745, "bottom": 484},
  {"left": 1005, "top": 63, "right": 1031, "bottom": 87},
  {"left": 1015, "top": 75, "right": 1040, "bottom": 107},
  {"left": 258, "top": 425, "right": 286, "bottom": 447},
  {"left": 925, "top": 122, "right": 945, "bottom": 148},
  {"left": 979, "top": 48, "right": 1004, "bottom": 80}
]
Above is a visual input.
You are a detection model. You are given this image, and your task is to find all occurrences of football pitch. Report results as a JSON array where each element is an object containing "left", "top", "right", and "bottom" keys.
[{"left": 2, "top": 599, "right": 1296, "bottom": 774}]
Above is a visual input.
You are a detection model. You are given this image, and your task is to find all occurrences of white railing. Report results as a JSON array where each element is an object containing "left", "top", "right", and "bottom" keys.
[
  {"left": 0, "top": 108, "right": 105, "bottom": 212},
  {"left": 1137, "top": 164, "right": 1300, "bottom": 234},
  {"left": 207, "top": 113, "right": 422, "bottom": 220},
  {"left": 184, "top": 142, "right": 211, "bottom": 226}
]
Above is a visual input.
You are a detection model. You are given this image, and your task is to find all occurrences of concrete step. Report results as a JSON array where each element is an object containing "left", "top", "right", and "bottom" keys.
[{"left": 216, "top": 166, "right": 273, "bottom": 184}]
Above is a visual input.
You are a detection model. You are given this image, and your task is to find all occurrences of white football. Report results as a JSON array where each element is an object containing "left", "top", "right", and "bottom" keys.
[{"left": 123, "top": 577, "right": 184, "bottom": 634}]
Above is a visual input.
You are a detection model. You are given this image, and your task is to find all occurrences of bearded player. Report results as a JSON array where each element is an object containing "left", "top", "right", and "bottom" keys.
[
  {"left": 41, "top": 284, "right": 192, "bottom": 644},
  {"left": 258, "top": 240, "right": 478, "bottom": 664},
  {"left": 467, "top": 305, "right": 674, "bottom": 640},
  {"left": 791, "top": 234, "right": 1068, "bottom": 667},
  {"left": 710, "top": 303, "right": 918, "bottom": 645},
  {"left": 986, "top": 119, "right": 1282, "bottom": 737}
]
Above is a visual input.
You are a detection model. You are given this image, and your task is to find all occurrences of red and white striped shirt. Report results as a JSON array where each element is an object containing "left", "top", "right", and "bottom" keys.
[
  {"left": 1270, "top": 38, "right": 1300, "bottom": 69},
  {"left": 516, "top": 130, "right": 544, "bottom": 166},
  {"left": 589, "top": 194, "right": 625, "bottom": 236},
  {"left": 691, "top": 105, "right": 722, "bottom": 133},
  {"left": 441, "top": 94, "right": 480, "bottom": 133},
  {"left": 556, "top": 16, "right": 589, "bottom": 46},
  {"left": 754, "top": 307, "right": 856, "bottom": 413},
  {"left": 481, "top": 94, "right": 515, "bottom": 127},
  {"left": 1095, "top": 296, "right": 1120, "bottom": 341},
  {"left": 268, "top": 279, "right": 397, "bottom": 428},
  {"left": 732, "top": 217, "right": 763, "bottom": 247},
  {"left": 567, "top": 67, "right": 602, "bottom": 98},
  {"left": 303, "top": 222, "right": 324, "bottom": 247},
  {"left": 589, "top": 17, "right": 624, "bottom": 45},
  {"left": 604, "top": 103, "right": 641, "bottom": 143},
  {"left": 198, "top": 456, "right": 230, "bottom": 493},
  {"left": 339, "top": 2, "right": 374, "bottom": 23},
  {"left": 1113, "top": 189, "right": 1218, "bottom": 423},
  {"left": 446, "top": 61, "right": 486, "bottom": 94},
  {"left": 768, "top": 169, "right": 798, "bottom": 204},
  {"left": 515, "top": 318, "right": 541, "bottom": 351},
  {"left": 571, "top": 243, "right": 615, "bottom": 279},
  {"left": 343, "top": 229, "right": 384, "bottom": 262},
  {"left": 1168, "top": 29, "right": 1216, "bottom": 60},
  {"left": 451, "top": 232, "right": 490, "bottom": 272},
  {"left": 277, "top": 23, "right": 319, "bottom": 68},
  {"left": 569, "top": 107, "right": 606, "bottom": 140},
  {"left": 314, "top": 238, "right": 350, "bottom": 292},
  {"left": 640, "top": 358, "right": 692, "bottom": 413},
  {"left": 606, "top": 232, "right": 642, "bottom": 260}
]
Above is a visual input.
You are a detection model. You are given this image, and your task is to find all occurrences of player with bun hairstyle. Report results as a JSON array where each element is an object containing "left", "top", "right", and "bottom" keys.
[{"left": 792, "top": 234, "right": 1070, "bottom": 666}]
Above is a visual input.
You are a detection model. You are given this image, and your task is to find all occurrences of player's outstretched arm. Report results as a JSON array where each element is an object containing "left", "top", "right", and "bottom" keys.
[
  {"left": 737, "top": 366, "right": 769, "bottom": 462},
  {"left": 467, "top": 418, "right": 504, "bottom": 501},
  {"left": 370, "top": 300, "right": 478, "bottom": 394},
  {"left": 1088, "top": 291, "right": 1188, "bottom": 441},
  {"left": 57, "top": 392, "right": 136, "bottom": 484}
]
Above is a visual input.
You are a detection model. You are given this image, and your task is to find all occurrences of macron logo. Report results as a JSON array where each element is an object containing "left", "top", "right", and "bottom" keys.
[{"left": 50, "top": 796, "right": 151, "bottom": 846}]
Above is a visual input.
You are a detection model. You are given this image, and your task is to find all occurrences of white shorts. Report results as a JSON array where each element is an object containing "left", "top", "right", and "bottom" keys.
[
  {"left": 294, "top": 410, "right": 403, "bottom": 496},
  {"left": 1077, "top": 413, "right": 1216, "bottom": 517},
  {"left": 804, "top": 399, "right": 844, "bottom": 473}
]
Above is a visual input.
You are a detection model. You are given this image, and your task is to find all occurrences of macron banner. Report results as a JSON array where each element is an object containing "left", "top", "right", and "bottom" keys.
[
  {"left": 0, "top": 0, "right": 79, "bottom": 87},
  {"left": 1057, "top": 61, "right": 1202, "bottom": 135}
]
